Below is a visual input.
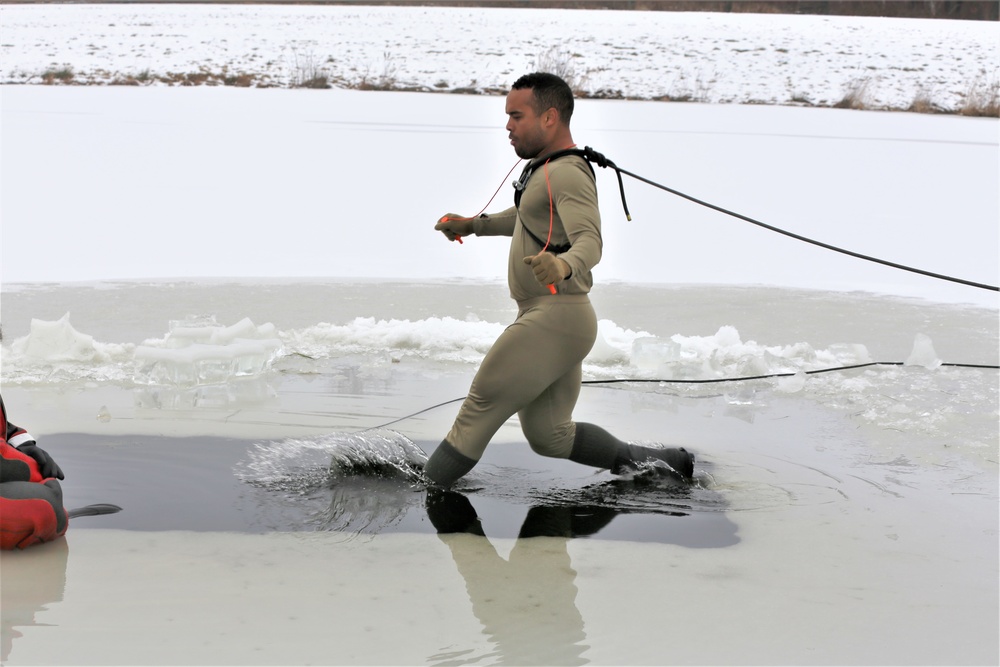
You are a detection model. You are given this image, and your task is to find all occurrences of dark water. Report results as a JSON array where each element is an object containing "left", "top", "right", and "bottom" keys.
[{"left": 47, "top": 430, "right": 739, "bottom": 547}]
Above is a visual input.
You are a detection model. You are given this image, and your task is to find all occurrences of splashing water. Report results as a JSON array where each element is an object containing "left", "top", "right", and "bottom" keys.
[
  {"left": 234, "top": 429, "right": 430, "bottom": 536},
  {"left": 236, "top": 429, "right": 428, "bottom": 490}
]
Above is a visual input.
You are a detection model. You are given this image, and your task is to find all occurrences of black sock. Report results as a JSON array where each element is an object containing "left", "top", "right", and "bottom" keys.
[
  {"left": 423, "top": 440, "right": 477, "bottom": 488},
  {"left": 568, "top": 422, "right": 625, "bottom": 469}
]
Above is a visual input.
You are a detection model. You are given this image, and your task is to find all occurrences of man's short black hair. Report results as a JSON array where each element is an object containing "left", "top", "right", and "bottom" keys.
[{"left": 511, "top": 72, "right": 574, "bottom": 124}]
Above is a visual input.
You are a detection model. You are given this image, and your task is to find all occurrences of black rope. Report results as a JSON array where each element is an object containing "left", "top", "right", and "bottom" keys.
[
  {"left": 365, "top": 396, "right": 467, "bottom": 431},
  {"left": 364, "top": 150, "right": 999, "bottom": 432},
  {"left": 578, "top": 146, "right": 998, "bottom": 292},
  {"left": 582, "top": 361, "right": 998, "bottom": 386},
  {"left": 365, "top": 361, "right": 998, "bottom": 430}
]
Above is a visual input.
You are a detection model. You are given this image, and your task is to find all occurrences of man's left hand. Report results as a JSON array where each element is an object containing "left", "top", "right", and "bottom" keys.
[{"left": 523, "top": 252, "right": 570, "bottom": 287}]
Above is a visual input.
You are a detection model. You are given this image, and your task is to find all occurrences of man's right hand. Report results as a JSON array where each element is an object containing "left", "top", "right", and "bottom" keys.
[{"left": 435, "top": 214, "right": 474, "bottom": 242}]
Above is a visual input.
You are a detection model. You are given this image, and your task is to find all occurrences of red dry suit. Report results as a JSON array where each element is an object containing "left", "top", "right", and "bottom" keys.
[{"left": 1, "top": 396, "right": 68, "bottom": 550}]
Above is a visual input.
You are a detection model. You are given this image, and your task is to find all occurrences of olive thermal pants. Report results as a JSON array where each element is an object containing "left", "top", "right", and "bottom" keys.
[{"left": 446, "top": 294, "right": 597, "bottom": 462}]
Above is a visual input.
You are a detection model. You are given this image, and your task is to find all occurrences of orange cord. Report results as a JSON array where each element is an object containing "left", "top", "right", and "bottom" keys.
[
  {"left": 438, "top": 159, "right": 522, "bottom": 243},
  {"left": 538, "top": 144, "right": 576, "bottom": 294},
  {"left": 541, "top": 160, "right": 557, "bottom": 294}
]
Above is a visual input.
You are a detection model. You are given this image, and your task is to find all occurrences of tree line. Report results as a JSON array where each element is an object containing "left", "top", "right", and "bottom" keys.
[{"left": 14, "top": 0, "right": 997, "bottom": 21}]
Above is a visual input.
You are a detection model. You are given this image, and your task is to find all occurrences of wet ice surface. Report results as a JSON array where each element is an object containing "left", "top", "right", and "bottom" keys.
[
  {"left": 2, "top": 281, "right": 996, "bottom": 664},
  {"left": 6, "top": 353, "right": 994, "bottom": 664}
]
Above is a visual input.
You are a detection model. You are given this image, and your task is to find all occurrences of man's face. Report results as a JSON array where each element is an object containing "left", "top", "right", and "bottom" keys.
[{"left": 505, "top": 88, "right": 549, "bottom": 159}]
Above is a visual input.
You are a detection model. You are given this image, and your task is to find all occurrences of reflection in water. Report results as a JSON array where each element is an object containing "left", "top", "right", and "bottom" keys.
[
  {"left": 0, "top": 538, "right": 69, "bottom": 663},
  {"left": 319, "top": 476, "right": 416, "bottom": 535},
  {"left": 419, "top": 488, "right": 740, "bottom": 665},
  {"left": 237, "top": 430, "right": 740, "bottom": 544},
  {"left": 237, "top": 427, "right": 739, "bottom": 663},
  {"left": 426, "top": 491, "right": 590, "bottom": 666}
]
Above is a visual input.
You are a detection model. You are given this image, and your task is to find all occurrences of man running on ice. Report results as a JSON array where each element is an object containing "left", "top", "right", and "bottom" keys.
[{"left": 426, "top": 72, "right": 694, "bottom": 488}]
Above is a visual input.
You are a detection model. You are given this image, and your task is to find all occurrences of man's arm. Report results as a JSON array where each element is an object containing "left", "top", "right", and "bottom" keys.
[
  {"left": 473, "top": 207, "right": 517, "bottom": 237},
  {"left": 434, "top": 206, "right": 519, "bottom": 242},
  {"left": 550, "top": 161, "right": 603, "bottom": 280}
]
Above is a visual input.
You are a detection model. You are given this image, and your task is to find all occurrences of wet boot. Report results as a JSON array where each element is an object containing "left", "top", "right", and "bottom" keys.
[
  {"left": 423, "top": 440, "right": 477, "bottom": 488},
  {"left": 611, "top": 442, "right": 694, "bottom": 478},
  {"left": 568, "top": 422, "right": 694, "bottom": 479}
]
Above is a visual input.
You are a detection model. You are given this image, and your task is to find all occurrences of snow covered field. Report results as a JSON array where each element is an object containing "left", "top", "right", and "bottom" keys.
[{"left": 1, "top": 3, "right": 998, "bottom": 111}]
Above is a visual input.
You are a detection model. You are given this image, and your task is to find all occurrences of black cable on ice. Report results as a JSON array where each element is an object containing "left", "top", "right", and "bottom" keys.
[
  {"left": 581, "top": 361, "right": 999, "bottom": 386},
  {"left": 366, "top": 360, "right": 998, "bottom": 430}
]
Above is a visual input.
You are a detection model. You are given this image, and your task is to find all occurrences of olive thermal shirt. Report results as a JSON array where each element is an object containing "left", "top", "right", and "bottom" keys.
[{"left": 472, "top": 154, "right": 603, "bottom": 303}]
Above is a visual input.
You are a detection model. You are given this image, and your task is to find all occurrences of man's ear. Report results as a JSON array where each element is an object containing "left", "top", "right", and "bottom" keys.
[{"left": 542, "top": 107, "right": 559, "bottom": 128}]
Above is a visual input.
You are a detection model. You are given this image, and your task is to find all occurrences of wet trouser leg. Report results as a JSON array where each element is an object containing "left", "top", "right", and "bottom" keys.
[{"left": 425, "top": 296, "right": 597, "bottom": 487}]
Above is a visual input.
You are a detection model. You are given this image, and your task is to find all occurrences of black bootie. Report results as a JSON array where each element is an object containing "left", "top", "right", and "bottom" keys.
[
  {"left": 569, "top": 422, "right": 694, "bottom": 480},
  {"left": 612, "top": 443, "right": 695, "bottom": 478},
  {"left": 423, "top": 440, "right": 477, "bottom": 488}
]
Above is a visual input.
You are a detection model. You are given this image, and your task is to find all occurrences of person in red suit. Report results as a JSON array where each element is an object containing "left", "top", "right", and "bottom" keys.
[{"left": 1, "top": 393, "right": 68, "bottom": 550}]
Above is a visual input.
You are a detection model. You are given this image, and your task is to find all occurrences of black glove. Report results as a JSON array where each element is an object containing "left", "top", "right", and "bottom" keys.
[{"left": 16, "top": 444, "right": 65, "bottom": 480}]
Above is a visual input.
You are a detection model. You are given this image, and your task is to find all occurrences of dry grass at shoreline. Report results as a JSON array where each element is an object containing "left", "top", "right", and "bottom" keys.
[
  {"left": 4, "top": 5, "right": 994, "bottom": 118},
  {"left": 22, "top": 64, "right": 1000, "bottom": 117}
]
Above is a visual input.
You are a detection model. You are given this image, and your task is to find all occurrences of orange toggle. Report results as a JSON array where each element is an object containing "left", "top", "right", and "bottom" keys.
[{"left": 438, "top": 216, "right": 463, "bottom": 244}]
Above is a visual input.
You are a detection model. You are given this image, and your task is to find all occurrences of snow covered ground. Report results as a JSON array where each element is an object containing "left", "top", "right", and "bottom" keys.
[{"left": 1, "top": 3, "right": 998, "bottom": 111}]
